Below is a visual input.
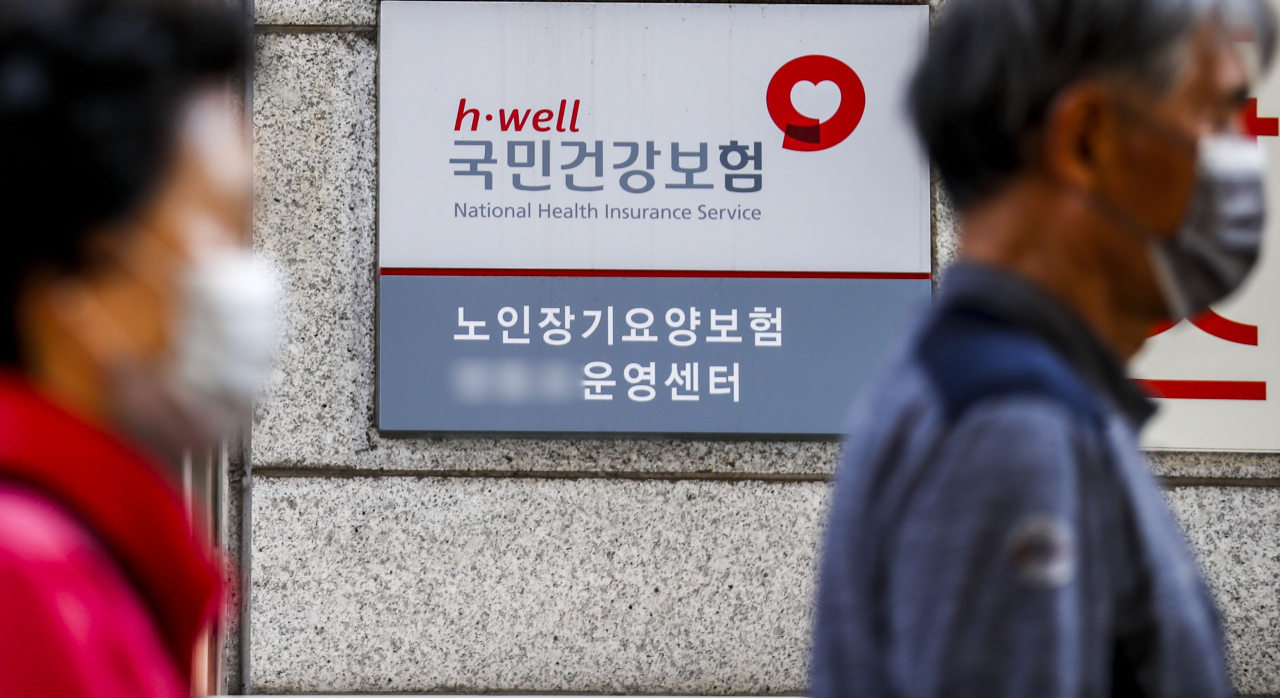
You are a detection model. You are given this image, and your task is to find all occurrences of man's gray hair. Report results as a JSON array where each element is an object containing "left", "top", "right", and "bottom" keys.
[{"left": 911, "top": 0, "right": 1278, "bottom": 211}]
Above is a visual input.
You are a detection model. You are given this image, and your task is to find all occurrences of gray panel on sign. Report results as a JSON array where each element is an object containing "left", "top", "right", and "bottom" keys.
[{"left": 378, "top": 276, "right": 930, "bottom": 436}]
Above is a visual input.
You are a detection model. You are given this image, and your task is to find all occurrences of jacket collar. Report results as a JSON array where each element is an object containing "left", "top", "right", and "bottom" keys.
[
  {"left": 940, "top": 262, "right": 1158, "bottom": 428},
  {"left": 0, "top": 373, "right": 221, "bottom": 682}
]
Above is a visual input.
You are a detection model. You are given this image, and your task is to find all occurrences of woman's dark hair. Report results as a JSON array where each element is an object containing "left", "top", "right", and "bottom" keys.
[{"left": 0, "top": 0, "right": 246, "bottom": 366}]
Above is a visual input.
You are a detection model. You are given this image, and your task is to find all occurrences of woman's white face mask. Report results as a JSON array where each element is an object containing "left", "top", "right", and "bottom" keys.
[
  {"left": 99, "top": 232, "right": 279, "bottom": 462},
  {"left": 177, "top": 244, "right": 280, "bottom": 427}
]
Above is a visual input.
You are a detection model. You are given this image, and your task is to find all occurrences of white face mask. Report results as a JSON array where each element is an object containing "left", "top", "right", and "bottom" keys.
[
  {"left": 106, "top": 245, "right": 279, "bottom": 461},
  {"left": 177, "top": 246, "right": 280, "bottom": 423},
  {"left": 1148, "top": 134, "right": 1266, "bottom": 320}
]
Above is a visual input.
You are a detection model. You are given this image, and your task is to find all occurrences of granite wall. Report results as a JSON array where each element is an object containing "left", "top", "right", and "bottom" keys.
[{"left": 246, "top": 0, "right": 1280, "bottom": 694}]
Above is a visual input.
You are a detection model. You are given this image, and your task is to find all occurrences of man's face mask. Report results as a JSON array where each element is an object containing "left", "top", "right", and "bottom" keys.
[
  {"left": 1097, "top": 97, "right": 1268, "bottom": 321},
  {"left": 1147, "top": 133, "right": 1266, "bottom": 320}
]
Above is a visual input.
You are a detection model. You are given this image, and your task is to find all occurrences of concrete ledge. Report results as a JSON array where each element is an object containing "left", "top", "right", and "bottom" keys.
[
  {"left": 251, "top": 477, "right": 826, "bottom": 694},
  {"left": 1150, "top": 451, "right": 1280, "bottom": 480}
]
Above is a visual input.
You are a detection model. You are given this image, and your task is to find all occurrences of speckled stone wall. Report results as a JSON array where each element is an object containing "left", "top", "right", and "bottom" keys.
[{"left": 247, "top": 1, "right": 1280, "bottom": 695}]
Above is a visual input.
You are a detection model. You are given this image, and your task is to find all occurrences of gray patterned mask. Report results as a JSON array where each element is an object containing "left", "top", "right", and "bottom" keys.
[{"left": 1148, "top": 134, "right": 1266, "bottom": 320}]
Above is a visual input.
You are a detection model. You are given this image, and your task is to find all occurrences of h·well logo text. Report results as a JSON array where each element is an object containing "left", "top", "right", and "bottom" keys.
[{"left": 455, "top": 98, "right": 582, "bottom": 133}]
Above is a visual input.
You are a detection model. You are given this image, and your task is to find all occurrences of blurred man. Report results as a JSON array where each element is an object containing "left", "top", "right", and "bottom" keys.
[
  {"left": 0, "top": 1, "right": 273, "bottom": 695},
  {"left": 812, "top": 0, "right": 1274, "bottom": 695}
]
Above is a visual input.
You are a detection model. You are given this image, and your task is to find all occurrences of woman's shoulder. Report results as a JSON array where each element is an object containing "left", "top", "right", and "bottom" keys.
[
  {"left": 0, "top": 482, "right": 186, "bottom": 698},
  {"left": 0, "top": 483, "right": 99, "bottom": 563}
]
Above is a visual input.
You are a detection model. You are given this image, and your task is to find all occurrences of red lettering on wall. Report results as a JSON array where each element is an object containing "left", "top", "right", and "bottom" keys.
[
  {"left": 1147, "top": 309, "right": 1258, "bottom": 346},
  {"left": 1193, "top": 309, "right": 1259, "bottom": 345},
  {"left": 1137, "top": 379, "right": 1267, "bottom": 400},
  {"left": 1242, "top": 97, "right": 1279, "bottom": 138},
  {"left": 499, "top": 109, "right": 531, "bottom": 131},
  {"left": 460, "top": 100, "right": 584, "bottom": 132},
  {"left": 454, "top": 99, "right": 480, "bottom": 131}
]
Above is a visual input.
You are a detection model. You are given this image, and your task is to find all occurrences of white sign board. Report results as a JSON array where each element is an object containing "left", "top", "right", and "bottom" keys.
[
  {"left": 377, "top": 2, "right": 931, "bottom": 435},
  {"left": 379, "top": 1, "right": 930, "bottom": 274}
]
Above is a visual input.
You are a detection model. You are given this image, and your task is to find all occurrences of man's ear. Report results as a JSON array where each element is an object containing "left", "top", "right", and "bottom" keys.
[{"left": 1039, "top": 82, "right": 1116, "bottom": 192}]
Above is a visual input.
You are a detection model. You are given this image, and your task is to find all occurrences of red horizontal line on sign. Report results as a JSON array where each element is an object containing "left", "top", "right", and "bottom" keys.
[
  {"left": 380, "top": 267, "right": 932, "bottom": 280},
  {"left": 1137, "top": 379, "right": 1267, "bottom": 401}
]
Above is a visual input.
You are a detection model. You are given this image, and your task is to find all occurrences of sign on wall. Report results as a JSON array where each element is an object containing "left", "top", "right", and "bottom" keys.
[
  {"left": 377, "top": 1, "right": 930, "bottom": 435},
  {"left": 1133, "top": 16, "right": 1280, "bottom": 452}
]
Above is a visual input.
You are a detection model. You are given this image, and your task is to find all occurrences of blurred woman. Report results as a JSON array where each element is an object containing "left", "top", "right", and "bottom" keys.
[{"left": 0, "top": 1, "right": 273, "bottom": 695}]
